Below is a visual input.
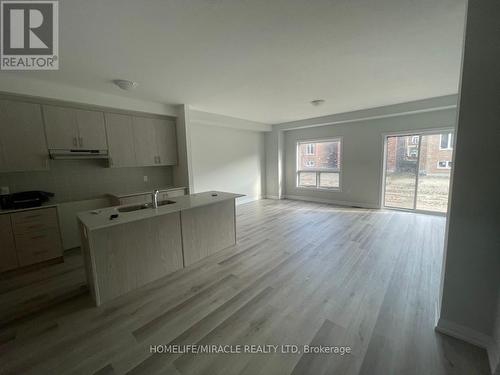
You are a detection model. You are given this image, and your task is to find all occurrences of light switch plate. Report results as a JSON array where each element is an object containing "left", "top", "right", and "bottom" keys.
[{"left": 143, "top": 176, "right": 148, "bottom": 182}]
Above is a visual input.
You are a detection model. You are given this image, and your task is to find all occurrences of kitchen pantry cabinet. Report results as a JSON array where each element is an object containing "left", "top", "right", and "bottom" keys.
[
  {"left": 43, "top": 105, "right": 108, "bottom": 150},
  {"left": 0, "top": 100, "right": 49, "bottom": 172}
]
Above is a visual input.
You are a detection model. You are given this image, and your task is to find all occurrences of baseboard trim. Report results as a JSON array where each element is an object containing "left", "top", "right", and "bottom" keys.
[
  {"left": 284, "top": 194, "right": 379, "bottom": 209},
  {"left": 436, "top": 318, "right": 498, "bottom": 373},
  {"left": 265, "top": 195, "right": 280, "bottom": 200},
  {"left": 236, "top": 195, "right": 262, "bottom": 205}
]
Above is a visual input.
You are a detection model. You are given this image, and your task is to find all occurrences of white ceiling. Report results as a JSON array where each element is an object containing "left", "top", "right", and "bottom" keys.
[{"left": 3, "top": 0, "right": 466, "bottom": 124}]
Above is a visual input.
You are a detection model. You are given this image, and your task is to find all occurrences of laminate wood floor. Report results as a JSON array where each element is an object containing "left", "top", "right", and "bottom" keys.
[
  {"left": 0, "top": 248, "right": 87, "bottom": 326},
  {"left": 0, "top": 199, "right": 491, "bottom": 375}
]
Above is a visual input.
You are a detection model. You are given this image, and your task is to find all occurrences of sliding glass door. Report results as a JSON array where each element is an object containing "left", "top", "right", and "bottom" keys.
[{"left": 383, "top": 131, "right": 454, "bottom": 213}]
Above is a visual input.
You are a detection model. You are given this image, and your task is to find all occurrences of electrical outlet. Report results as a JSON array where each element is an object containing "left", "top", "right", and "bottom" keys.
[
  {"left": 0, "top": 186, "right": 10, "bottom": 195},
  {"left": 143, "top": 176, "right": 148, "bottom": 183}
]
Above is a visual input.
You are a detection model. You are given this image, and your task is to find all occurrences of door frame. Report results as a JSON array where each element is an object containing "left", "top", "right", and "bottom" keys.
[{"left": 379, "top": 127, "right": 455, "bottom": 216}]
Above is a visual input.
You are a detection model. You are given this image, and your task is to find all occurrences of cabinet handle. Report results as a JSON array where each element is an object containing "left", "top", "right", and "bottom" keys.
[
  {"left": 33, "top": 249, "right": 49, "bottom": 255},
  {"left": 73, "top": 137, "right": 78, "bottom": 147}
]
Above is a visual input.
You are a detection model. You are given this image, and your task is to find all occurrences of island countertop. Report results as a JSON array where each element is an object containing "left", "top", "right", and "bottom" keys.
[{"left": 77, "top": 191, "right": 244, "bottom": 231}]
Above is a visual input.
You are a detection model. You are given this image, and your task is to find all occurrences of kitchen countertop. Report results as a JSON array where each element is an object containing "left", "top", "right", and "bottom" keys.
[
  {"left": 0, "top": 203, "right": 58, "bottom": 215},
  {"left": 107, "top": 186, "right": 187, "bottom": 199},
  {"left": 78, "top": 191, "right": 244, "bottom": 231}
]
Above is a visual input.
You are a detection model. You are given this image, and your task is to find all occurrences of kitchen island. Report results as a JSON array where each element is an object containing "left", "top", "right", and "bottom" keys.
[{"left": 78, "top": 191, "right": 243, "bottom": 306}]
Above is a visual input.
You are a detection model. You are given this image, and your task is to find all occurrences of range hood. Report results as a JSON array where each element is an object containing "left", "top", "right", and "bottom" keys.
[{"left": 49, "top": 149, "right": 109, "bottom": 160}]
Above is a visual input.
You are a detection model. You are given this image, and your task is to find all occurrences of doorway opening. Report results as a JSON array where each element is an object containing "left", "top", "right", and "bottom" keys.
[{"left": 383, "top": 130, "right": 454, "bottom": 214}]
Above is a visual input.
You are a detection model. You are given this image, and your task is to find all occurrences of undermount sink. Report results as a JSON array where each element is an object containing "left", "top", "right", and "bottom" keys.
[{"left": 117, "top": 200, "right": 176, "bottom": 212}]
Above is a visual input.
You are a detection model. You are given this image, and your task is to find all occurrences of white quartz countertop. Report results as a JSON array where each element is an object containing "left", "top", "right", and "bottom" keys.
[
  {"left": 78, "top": 191, "right": 244, "bottom": 231},
  {"left": 107, "top": 186, "right": 187, "bottom": 199}
]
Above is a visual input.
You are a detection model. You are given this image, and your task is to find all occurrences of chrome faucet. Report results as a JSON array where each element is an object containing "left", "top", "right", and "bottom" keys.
[{"left": 152, "top": 189, "right": 160, "bottom": 208}]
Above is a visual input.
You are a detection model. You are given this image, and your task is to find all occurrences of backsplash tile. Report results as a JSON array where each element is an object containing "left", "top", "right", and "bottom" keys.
[{"left": 0, "top": 160, "right": 173, "bottom": 203}]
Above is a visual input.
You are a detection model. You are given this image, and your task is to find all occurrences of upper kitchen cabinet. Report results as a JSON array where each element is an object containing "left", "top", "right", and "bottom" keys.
[
  {"left": 0, "top": 100, "right": 49, "bottom": 172},
  {"left": 43, "top": 105, "right": 108, "bottom": 150},
  {"left": 132, "top": 116, "right": 157, "bottom": 166},
  {"left": 74, "top": 109, "right": 108, "bottom": 150},
  {"left": 105, "top": 113, "right": 137, "bottom": 167},
  {"left": 154, "top": 118, "right": 177, "bottom": 166},
  {"left": 132, "top": 116, "right": 177, "bottom": 166},
  {"left": 42, "top": 105, "right": 78, "bottom": 149}
]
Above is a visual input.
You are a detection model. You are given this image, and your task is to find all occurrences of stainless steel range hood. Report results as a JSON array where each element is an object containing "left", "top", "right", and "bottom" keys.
[{"left": 49, "top": 149, "right": 109, "bottom": 160}]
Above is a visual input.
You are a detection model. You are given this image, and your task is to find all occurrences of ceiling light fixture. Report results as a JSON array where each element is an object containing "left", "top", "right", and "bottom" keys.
[
  {"left": 310, "top": 99, "right": 325, "bottom": 106},
  {"left": 113, "top": 79, "right": 138, "bottom": 91}
]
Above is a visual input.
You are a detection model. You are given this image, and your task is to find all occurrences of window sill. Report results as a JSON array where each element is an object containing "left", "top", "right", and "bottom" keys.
[{"left": 295, "top": 186, "right": 342, "bottom": 192}]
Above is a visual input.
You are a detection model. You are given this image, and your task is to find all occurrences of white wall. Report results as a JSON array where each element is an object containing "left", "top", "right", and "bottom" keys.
[
  {"left": 437, "top": 0, "right": 500, "bottom": 372},
  {"left": 0, "top": 74, "right": 177, "bottom": 116},
  {"left": 282, "top": 108, "right": 457, "bottom": 208},
  {"left": 190, "top": 122, "right": 266, "bottom": 205}
]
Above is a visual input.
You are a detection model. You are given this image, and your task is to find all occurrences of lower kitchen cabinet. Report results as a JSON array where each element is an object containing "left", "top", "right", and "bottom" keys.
[
  {"left": 0, "top": 215, "right": 18, "bottom": 272},
  {"left": 0, "top": 207, "right": 63, "bottom": 271}
]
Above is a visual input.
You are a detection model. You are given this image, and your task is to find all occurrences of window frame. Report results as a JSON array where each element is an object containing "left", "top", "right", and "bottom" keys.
[
  {"left": 437, "top": 160, "right": 452, "bottom": 169},
  {"left": 296, "top": 137, "right": 342, "bottom": 191},
  {"left": 439, "top": 133, "right": 453, "bottom": 150}
]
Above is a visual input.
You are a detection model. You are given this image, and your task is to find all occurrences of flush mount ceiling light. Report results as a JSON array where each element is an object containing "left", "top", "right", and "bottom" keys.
[
  {"left": 113, "top": 79, "right": 138, "bottom": 91},
  {"left": 310, "top": 99, "right": 325, "bottom": 106}
]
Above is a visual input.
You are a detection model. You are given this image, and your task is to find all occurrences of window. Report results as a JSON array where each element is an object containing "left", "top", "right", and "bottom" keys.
[
  {"left": 437, "top": 160, "right": 452, "bottom": 169},
  {"left": 297, "top": 139, "right": 341, "bottom": 189},
  {"left": 304, "top": 143, "right": 316, "bottom": 155},
  {"left": 440, "top": 133, "right": 453, "bottom": 150}
]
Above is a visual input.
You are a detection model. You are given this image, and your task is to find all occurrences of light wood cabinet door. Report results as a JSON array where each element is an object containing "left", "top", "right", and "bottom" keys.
[
  {"left": 105, "top": 113, "right": 137, "bottom": 167},
  {"left": 132, "top": 116, "right": 157, "bottom": 166},
  {"left": 154, "top": 118, "right": 178, "bottom": 166},
  {"left": 75, "top": 109, "right": 108, "bottom": 150},
  {"left": 11, "top": 208, "right": 63, "bottom": 266},
  {"left": 0, "top": 100, "right": 49, "bottom": 172},
  {"left": 0, "top": 215, "right": 18, "bottom": 272},
  {"left": 43, "top": 105, "right": 79, "bottom": 149}
]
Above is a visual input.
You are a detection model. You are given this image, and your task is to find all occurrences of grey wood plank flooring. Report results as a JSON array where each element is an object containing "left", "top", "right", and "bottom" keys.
[{"left": 0, "top": 199, "right": 491, "bottom": 375}]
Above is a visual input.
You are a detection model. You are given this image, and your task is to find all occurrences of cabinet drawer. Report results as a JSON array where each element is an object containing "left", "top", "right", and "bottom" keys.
[
  {"left": 11, "top": 208, "right": 58, "bottom": 234},
  {"left": 15, "top": 228, "right": 62, "bottom": 266}
]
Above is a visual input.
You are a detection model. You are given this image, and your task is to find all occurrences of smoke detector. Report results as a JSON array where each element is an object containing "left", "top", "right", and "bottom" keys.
[
  {"left": 113, "top": 79, "right": 138, "bottom": 91},
  {"left": 310, "top": 99, "right": 325, "bottom": 106}
]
